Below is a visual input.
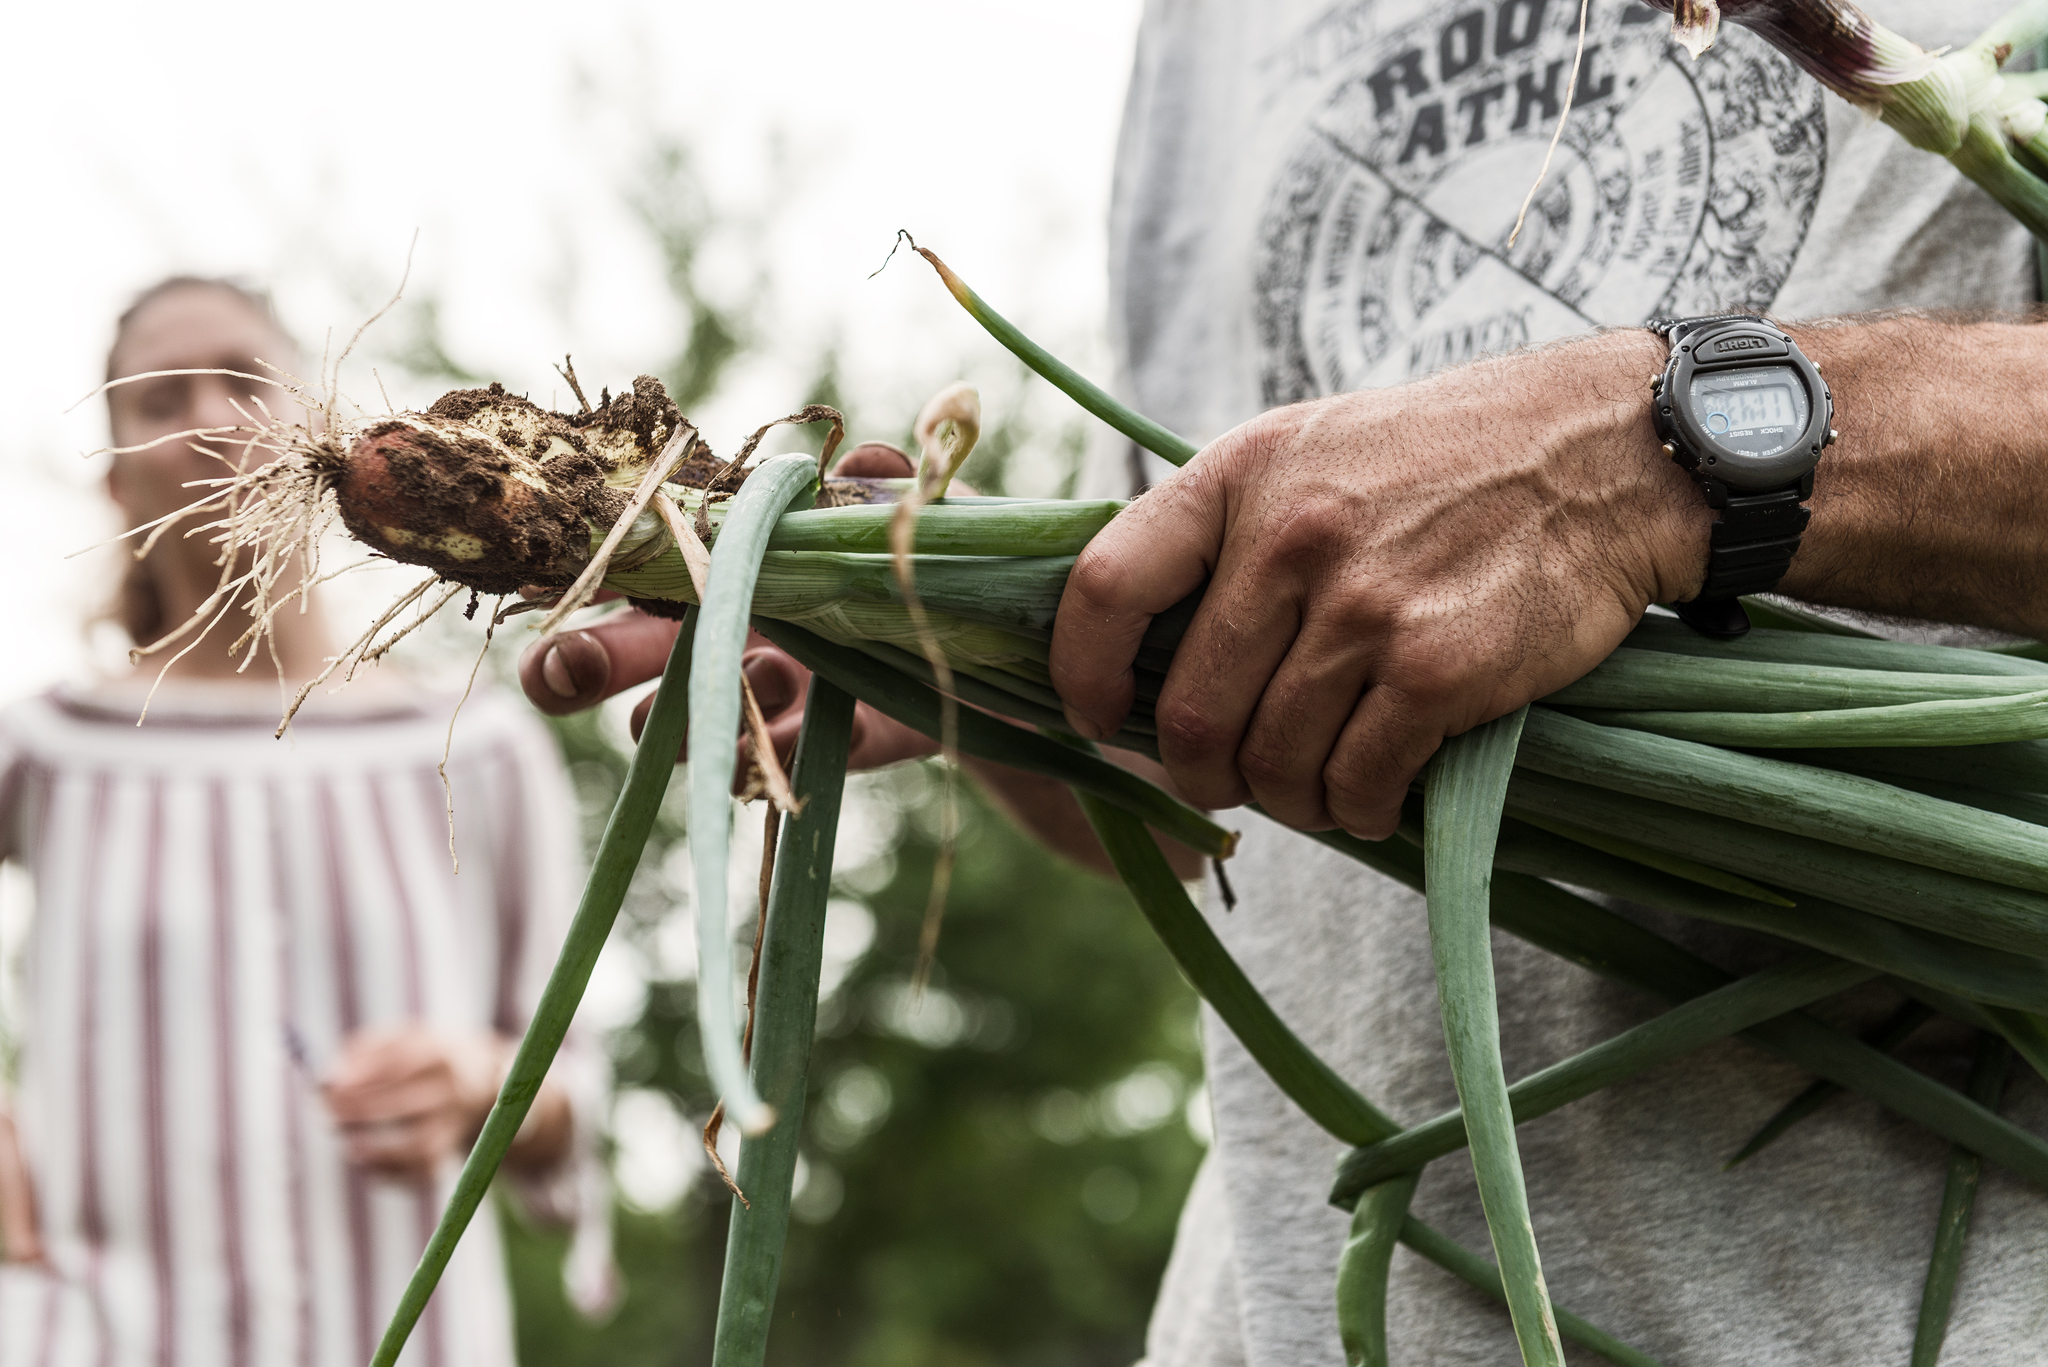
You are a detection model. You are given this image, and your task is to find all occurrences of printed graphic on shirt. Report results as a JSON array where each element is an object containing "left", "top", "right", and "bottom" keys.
[{"left": 1256, "top": 0, "right": 1825, "bottom": 402}]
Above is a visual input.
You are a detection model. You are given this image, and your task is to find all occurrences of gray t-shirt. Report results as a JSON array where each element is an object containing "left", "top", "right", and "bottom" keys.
[{"left": 1099, "top": 2, "right": 2048, "bottom": 1363}]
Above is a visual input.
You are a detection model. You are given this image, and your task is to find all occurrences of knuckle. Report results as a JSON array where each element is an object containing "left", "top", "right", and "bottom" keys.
[
  {"left": 1380, "top": 650, "right": 1467, "bottom": 708},
  {"left": 1155, "top": 696, "right": 1233, "bottom": 764},
  {"left": 1066, "top": 549, "right": 1119, "bottom": 597},
  {"left": 1323, "top": 589, "right": 1397, "bottom": 641},
  {"left": 1321, "top": 763, "right": 1388, "bottom": 821},
  {"left": 1265, "top": 500, "right": 1349, "bottom": 566},
  {"left": 1216, "top": 408, "right": 1304, "bottom": 470},
  {"left": 1063, "top": 546, "right": 1137, "bottom": 618},
  {"left": 1234, "top": 739, "right": 1300, "bottom": 794}
]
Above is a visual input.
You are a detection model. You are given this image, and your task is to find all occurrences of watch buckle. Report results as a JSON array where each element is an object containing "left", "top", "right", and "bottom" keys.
[{"left": 1670, "top": 597, "right": 1752, "bottom": 639}]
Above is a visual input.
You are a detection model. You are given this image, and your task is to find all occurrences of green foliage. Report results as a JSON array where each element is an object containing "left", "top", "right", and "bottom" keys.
[
  {"left": 781, "top": 783, "right": 1203, "bottom": 1365},
  {"left": 501, "top": 1198, "right": 718, "bottom": 1366},
  {"left": 631, "top": 138, "right": 756, "bottom": 413},
  {"left": 510, "top": 766, "right": 1205, "bottom": 1366},
  {"left": 800, "top": 348, "right": 849, "bottom": 424},
  {"left": 380, "top": 294, "right": 488, "bottom": 386}
]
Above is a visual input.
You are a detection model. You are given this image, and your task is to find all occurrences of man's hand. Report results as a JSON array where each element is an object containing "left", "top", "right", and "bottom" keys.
[
  {"left": 518, "top": 443, "right": 944, "bottom": 779},
  {"left": 323, "top": 1027, "right": 568, "bottom": 1182},
  {"left": 1052, "top": 330, "right": 1707, "bottom": 840}
]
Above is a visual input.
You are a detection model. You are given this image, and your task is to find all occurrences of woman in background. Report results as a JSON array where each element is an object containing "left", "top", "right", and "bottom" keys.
[{"left": 0, "top": 278, "right": 605, "bottom": 1366}]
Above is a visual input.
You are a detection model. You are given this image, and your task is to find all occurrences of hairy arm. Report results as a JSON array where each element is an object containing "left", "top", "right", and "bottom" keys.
[
  {"left": 1051, "top": 312, "right": 2048, "bottom": 841},
  {"left": 1779, "top": 314, "right": 2048, "bottom": 633}
]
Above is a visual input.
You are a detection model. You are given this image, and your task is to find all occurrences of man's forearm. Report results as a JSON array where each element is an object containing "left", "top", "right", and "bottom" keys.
[
  {"left": 1782, "top": 315, "right": 2048, "bottom": 636},
  {"left": 962, "top": 752, "right": 1207, "bottom": 881}
]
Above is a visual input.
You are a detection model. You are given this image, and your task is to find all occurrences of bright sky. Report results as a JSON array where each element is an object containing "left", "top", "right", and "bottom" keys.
[{"left": 0, "top": 0, "right": 1143, "bottom": 701}]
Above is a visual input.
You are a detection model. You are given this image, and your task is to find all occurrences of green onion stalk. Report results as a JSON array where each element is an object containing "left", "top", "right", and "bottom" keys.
[
  {"left": 712, "top": 677, "right": 858, "bottom": 1363},
  {"left": 1421, "top": 710, "right": 1566, "bottom": 1367},
  {"left": 1909, "top": 1032, "right": 2013, "bottom": 1366}
]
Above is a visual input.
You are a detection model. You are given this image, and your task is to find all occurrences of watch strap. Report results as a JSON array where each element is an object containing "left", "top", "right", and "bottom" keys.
[
  {"left": 1700, "top": 485, "right": 1810, "bottom": 598},
  {"left": 1646, "top": 312, "right": 1769, "bottom": 344}
]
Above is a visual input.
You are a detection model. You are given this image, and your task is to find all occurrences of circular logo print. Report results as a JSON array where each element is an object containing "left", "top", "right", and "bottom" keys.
[{"left": 1256, "top": 0, "right": 1826, "bottom": 403}]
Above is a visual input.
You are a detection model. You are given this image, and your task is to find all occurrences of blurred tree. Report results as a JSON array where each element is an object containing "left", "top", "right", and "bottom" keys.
[
  {"left": 382, "top": 295, "right": 487, "bottom": 386},
  {"left": 771, "top": 778, "right": 1205, "bottom": 1367},
  {"left": 504, "top": 767, "right": 1206, "bottom": 1367},
  {"left": 376, "top": 120, "right": 1204, "bottom": 1367},
  {"left": 632, "top": 136, "right": 759, "bottom": 413}
]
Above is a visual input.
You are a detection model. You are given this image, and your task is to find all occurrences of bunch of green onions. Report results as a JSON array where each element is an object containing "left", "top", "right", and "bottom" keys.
[{"left": 334, "top": 3, "right": 2048, "bottom": 1363}]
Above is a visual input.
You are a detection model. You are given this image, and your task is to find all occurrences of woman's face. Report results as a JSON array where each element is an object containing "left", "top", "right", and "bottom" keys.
[{"left": 106, "top": 285, "right": 298, "bottom": 532}]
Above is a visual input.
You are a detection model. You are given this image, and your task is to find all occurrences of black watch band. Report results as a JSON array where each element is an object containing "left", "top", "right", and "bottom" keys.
[
  {"left": 1697, "top": 485, "right": 1811, "bottom": 598},
  {"left": 1647, "top": 313, "right": 1827, "bottom": 611},
  {"left": 1647, "top": 313, "right": 1761, "bottom": 345}
]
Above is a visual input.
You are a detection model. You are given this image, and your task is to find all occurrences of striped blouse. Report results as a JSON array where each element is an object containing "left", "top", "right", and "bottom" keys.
[{"left": 0, "top": 679, "right": 596, "bottom": 1367}]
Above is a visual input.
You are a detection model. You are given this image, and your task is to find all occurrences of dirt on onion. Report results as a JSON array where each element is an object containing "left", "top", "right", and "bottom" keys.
[
  {"left": 340, "top": 376, "right": 700, "bottom": 593},
  {"left": 336, "top": 376, "right": 882, "bottom": 597}
]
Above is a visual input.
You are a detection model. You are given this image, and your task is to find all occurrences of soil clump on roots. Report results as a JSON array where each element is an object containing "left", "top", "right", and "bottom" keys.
[
  {"left": 337, "top": 375, "right": 882, "bottom": 598},
  {"left": 339, "top": 376, "right": 707, "bottom": 594}
]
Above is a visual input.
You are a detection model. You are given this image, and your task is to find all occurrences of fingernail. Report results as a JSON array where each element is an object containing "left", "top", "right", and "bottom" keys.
[
  {"left": 1063, "top": 706, "right": 1107, "bottom": 742},
  {"left": 541, "top": 643, "right": 579, "bottom": 698},
  {"left": 743, "top": 654, "right": 796, "bottom": 715}
]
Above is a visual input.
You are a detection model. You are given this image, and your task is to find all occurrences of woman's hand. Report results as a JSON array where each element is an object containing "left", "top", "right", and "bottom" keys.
[
  {"left": 0, "top": 1104, "right": 44, "bottom": 1265},
  {"left": 322, "top": 1027, "right": 570, "bottom": 1182}
]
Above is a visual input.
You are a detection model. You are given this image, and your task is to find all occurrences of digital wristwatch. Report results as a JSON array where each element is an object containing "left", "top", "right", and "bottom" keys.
[{"left": 1647, "top": 314, "right": 1835, "bottom": 637}]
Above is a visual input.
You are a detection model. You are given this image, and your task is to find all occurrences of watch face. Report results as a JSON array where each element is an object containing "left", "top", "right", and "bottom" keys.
[{"left": 1686, "top": 365, "right": 1811, "bottom": 461}]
